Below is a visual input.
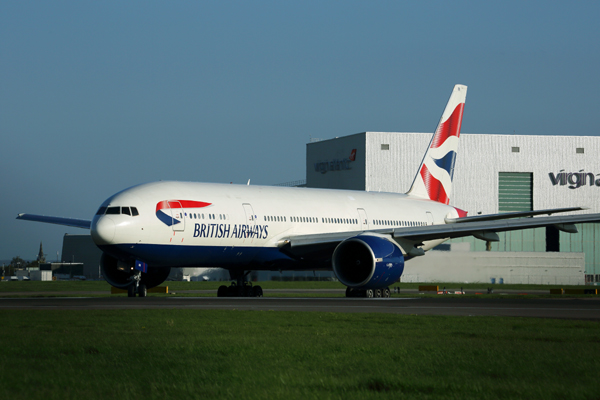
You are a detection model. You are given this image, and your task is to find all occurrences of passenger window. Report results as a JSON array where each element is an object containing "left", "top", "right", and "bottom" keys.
[
  {"left": 122, "top": 207, "right": 131, "bottom": 216},
  {"left": 131, "top": 207, "right": 139, "bottom": 216},
  {"left": 106, "top": 207, "right": 120, "bottom": 215}
]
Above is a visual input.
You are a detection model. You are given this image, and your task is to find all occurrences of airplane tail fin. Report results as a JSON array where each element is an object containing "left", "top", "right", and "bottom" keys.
[{"left": 407, "top": 84, "right": 467, "bottom": 204}]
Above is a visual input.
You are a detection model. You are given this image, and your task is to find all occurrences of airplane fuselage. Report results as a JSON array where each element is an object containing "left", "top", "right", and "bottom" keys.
[{"left": 91, "top": 181, "right": 458, "bottom": 270}]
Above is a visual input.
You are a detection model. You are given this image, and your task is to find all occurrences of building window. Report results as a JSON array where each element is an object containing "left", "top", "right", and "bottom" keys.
[
  {"left": 381, "top": 144, "right": 389, "bottom": 150},
  {"left": 511, "top": 147, "right": 520, "bottom": 153},
  {"left": 576, "top": 147, "right": 584, "bottom": 154}
]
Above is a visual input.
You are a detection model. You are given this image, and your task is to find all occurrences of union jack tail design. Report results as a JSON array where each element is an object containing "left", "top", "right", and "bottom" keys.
[{"left": 407, "top": 84, "right": 467, "bottom": 204}]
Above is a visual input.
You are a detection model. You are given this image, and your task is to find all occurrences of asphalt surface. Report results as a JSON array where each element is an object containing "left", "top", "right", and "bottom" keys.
[{"left": 1, "top": 296, "right": 600, "bottom": 319}]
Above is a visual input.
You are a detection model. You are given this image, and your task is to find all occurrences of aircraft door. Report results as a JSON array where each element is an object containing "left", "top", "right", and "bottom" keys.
[
  {"left": 169, "top": 201, "right": 185, "bottom": 232},
  {"left": 357, "top": 208, "right": 369, "bottom": 230},
  {"left": 242, "top": 203, "right": 256, "bottom": 243}
]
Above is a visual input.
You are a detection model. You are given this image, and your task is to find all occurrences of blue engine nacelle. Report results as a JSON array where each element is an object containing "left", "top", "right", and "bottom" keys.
[{"left": 332, "top": 234, "right": 404, "bottom": 289}]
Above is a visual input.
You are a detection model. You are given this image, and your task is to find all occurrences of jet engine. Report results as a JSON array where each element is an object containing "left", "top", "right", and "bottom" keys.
[
  {"left": 100, "top": 253, "right": 171, "bottom": 289},
  {"left": 332, "top": 234, "right": 404, "bottom": 289}
]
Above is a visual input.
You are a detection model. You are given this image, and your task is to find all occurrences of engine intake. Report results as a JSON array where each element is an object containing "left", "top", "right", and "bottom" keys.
[
  {"left": 100, "top": 253, "right": 171, "bottom": 289},
  {"left": 332, "top": 234, "right": 404, "bottom": 289}
]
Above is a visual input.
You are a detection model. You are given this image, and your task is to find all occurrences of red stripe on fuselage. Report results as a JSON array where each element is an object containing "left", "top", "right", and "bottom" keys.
[
  {"left": 156, "top": 200, "right": 212, "bottom": 212},
  {"left": 430, "top": 103, "right": 465, "bottom": 149}
]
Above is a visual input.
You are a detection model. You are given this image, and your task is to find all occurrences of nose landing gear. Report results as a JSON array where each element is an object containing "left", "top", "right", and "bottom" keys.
[{"left": 126, "top": 271, "right": 147, "bottom": 297}]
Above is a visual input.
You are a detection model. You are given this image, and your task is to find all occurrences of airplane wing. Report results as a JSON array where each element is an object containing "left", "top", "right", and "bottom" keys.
[
  {"left": 391, "top": 212, "right": 600, "bottom": 242},
  {"left": 280, "top": 210, "right": 600, "bottom": 260},
  {"left": 443, "top": 207, "right": 587, "bottom": 224},
  {"left": 16, "top": 213, "right": 91, "bottom": 229}
]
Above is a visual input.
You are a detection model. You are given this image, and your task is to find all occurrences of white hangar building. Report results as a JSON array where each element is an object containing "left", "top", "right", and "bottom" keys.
[{"left": 306, "top": 133, "right": 600, "bottom": 285}]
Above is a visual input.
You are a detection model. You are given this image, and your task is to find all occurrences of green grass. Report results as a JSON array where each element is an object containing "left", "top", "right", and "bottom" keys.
[
  {"left": 0, "top": 310, "right": 599, "bottom": 400},
  {"left": 0, "top": 280, "right": 111, "bottom": 292}
]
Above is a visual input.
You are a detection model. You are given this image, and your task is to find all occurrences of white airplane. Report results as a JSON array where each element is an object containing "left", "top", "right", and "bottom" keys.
[{"left": 17, "top": 85, "right": 600, "bottom": 297}]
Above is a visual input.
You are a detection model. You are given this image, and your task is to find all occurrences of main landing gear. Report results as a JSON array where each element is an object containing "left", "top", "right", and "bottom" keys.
[
  {"left": 127, "top": 271, "right": 147, "bottom": 298},
  {"left": 345, "top": 287, "right": 391, "bottom": 298},
  {"left": 217, "top": 270, "right": 263, "bottom": 297}
]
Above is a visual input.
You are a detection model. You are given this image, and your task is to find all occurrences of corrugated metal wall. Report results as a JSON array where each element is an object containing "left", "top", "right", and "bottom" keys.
[{"left": 306, "top": 132, "right": 600, "bottom": 277}]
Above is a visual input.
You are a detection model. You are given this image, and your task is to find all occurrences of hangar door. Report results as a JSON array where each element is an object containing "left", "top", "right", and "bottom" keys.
[{"left": 498, "top": 172, "right": 533, "bottom": 212}]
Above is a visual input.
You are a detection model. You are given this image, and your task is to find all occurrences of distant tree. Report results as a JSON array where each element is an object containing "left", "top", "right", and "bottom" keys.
[
  {"left": 10, "top": 256, "right": 26, "bottom": 268},
  {"left": 2, "top": 256, "right": 29, "bottom": 277}
]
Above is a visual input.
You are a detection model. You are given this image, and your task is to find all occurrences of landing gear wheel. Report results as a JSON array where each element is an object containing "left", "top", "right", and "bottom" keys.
[
  {"left": 127, "top": 284, "right": 136, "bottom": 298},
  {"left": 226, "top": 283, "right": 238, "bottom": 297},
  {"left": 382, "top": 287, "right": 391, "bottom": 298},
  {"left": 138, "top": 284, "right": 147, "bottom": 298},
  {"left": 236, "top": 285, "right": 245, "bottom": 297},
  {"left": 345, "top": 287, "right": 355, "bottom": 298},
  {"left": 374, "top": 289, "right": 382, "bottom": 298},
  {"left": 219, "top": 271, "right": 263, "bottom": 297},
  {"left": 365, "top": 289, "right": 374, "bottom": 298}
]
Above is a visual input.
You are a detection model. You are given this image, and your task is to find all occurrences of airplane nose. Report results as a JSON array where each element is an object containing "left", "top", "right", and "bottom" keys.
[{"left": 91, "top": 217, "right": 116, "bottom": 245}]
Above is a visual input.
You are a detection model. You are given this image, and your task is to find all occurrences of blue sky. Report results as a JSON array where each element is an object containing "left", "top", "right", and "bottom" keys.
[{"left": 1, "top": 1, "right": 599, "bottom": 261}]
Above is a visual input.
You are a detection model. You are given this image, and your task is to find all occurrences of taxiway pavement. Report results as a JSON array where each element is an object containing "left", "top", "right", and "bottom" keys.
[{"left": 1, "top": 296, "right": 599, "bottom": 319}]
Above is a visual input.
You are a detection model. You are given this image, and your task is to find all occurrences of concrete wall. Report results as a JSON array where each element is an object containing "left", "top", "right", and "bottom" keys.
[{"left": 402, "top": 251, "right": 585, "bottom": 285}]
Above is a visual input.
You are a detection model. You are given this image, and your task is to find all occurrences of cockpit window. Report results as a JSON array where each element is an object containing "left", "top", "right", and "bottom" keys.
[{"left": 97, "top": 206, "right": 140, "bottom": 216}]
